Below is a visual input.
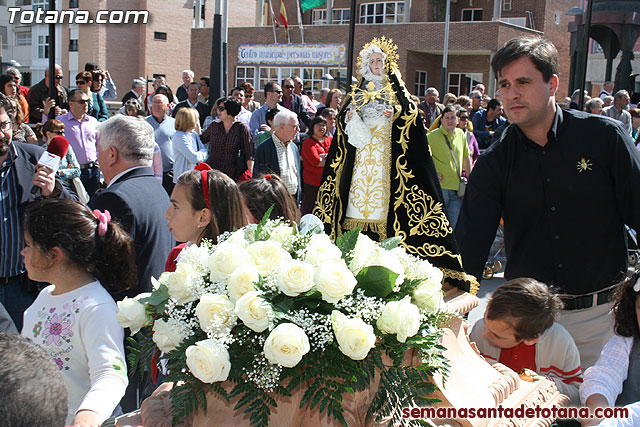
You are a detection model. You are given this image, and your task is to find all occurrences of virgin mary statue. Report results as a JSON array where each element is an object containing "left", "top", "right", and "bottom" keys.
[{"left": 314, "top": 37, "right": 478, "bottom": 294}]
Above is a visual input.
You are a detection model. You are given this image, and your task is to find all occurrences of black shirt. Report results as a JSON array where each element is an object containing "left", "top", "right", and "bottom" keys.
[{"left": 455, "top": 106, "right": 640, "bottom": 295}]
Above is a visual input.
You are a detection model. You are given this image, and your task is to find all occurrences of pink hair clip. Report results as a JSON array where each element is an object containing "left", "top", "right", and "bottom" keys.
[{"left": 92, "top": 209, "right": 111, "bottom": 237}]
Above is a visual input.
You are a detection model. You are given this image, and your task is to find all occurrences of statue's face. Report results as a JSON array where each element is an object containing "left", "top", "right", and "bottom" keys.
[{"left": 368, "top": 52, "right": 384, "bottom": 76}]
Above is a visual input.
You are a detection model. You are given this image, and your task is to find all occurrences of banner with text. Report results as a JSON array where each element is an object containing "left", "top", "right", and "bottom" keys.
[{"left": 237, "top": 44, "right": 347, "bottom": 66}]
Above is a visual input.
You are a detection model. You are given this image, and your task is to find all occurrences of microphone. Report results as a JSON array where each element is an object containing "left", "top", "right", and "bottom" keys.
[{"left": 31, "top": 136, "right": 70, "bottom": 195}]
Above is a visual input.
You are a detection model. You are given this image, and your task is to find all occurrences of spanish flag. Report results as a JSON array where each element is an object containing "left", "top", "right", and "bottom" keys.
[{"left": 279, "top": 0, "right": 289, "bottom": 30}]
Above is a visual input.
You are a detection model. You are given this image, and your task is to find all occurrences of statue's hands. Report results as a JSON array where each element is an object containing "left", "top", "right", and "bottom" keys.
[
  {"left": 347, "top": 110, "right": 353, "bottom": 121},
  {"left": 383, "top": 106, "right": 393, "bottom": 118}
]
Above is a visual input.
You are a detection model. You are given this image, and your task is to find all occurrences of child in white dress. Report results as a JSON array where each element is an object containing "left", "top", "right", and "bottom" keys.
[{"left": 21, "top": 199, "right": 137, "bottom": 427}]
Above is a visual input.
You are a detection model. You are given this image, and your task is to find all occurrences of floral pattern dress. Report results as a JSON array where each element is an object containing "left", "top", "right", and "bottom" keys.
[{"left": 22, "top": 281, "right": 128, "bottom": 425}]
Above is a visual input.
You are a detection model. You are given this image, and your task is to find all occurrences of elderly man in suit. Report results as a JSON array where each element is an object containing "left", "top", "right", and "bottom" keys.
[
  {"left": 90, "top": 115, "right": 172, "bottom": 300},
  {"left": 419, "top": 87, "right": 445, "bottom": 128},
  {"left": 89, "top": 114, "right": 173, "bottom": 411},
  {"left": 253, "top": 109, "right": 302, "bottom": 203}
]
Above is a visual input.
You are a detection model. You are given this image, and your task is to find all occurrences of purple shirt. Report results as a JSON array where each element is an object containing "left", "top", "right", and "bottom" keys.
[{"left": 56, "top": 112, "right": 99, "bottom": 164}]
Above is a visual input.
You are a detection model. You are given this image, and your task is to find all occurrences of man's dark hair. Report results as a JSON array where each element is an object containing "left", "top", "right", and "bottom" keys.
[
  {"left": 230, "top": 86, "right": 244, "bottom": 96},
  {"left": 223, "top": 96, "right": 242, "bottom": 117},
  {"left": 487, "top": 99, "right": 502, "bottom": 111},
  {"left": 265, "top": 107, "right": 280, "bottom": 124},
  {"left": 200, "top": 76, "right": 210, "bottom": 86},
  {"left": 67, "top": 88, "right": 85, "bottom": 102},
  {"left": 491, "top": 37, "right": 558, "bottom": 83},
  {"left": 281, "top": 77, "right": 293, "bottom": 85},
  {"left": 0, "top": 333, "right": 68, "bottom": 427},
  {"left": 442, "top": 104, "right": 457, "bottom": 116},
  {"left": 264, "top": 81, "right": 278, "bottom": 98},
  {"left": 486, "top": 278, "right": 563, "bottom": 341},
  {"left": 84, "top": 62, "right": 100, "bottom": 72}
]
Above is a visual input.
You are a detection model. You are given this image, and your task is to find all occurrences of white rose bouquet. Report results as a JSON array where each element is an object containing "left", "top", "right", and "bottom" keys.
[{"left": 122, "top": 214, "right": 450, "bottom": 426}]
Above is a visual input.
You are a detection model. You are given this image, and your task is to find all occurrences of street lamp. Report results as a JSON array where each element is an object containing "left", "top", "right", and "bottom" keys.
[{"left": 566, "top": 1, "right": 593, "bottom": 110}]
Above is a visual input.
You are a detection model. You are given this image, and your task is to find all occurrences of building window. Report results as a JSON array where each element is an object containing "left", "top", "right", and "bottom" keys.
[
  {"left": 312, "top": 8, "right": 350, "bottom": 25},
  {"left": 301, "top": 68, "right": 324, "bottom": 91},
  {"left": 312, "top": 10, "right": 327, "bottom": 25},
  {"left": 15, "top": 30, "right": 31, "bottom": 46},
  {"left": 359, "top": 2, "right": 404, "bottom": 24},
  {"left": 38, "top": 35, "right": 49, "bottom": 59},
  {"left": 333, "top": 9, "right": 350, "bottom": 24},
  {"left": 327, "top": 67, "right": 348, "bottom": 89},
  {"left": 258, "top": 67, "right": 279, "bottom": 90},
  {"left": 69, "top": 0, "right": 79, "bottom": 8},
  {"left": 15, "top": 0, "right": 32, "bottom": 5},
  {"left": 447, "top": 72, "right": 483, "bottom": 96},
  {"left": 0, "top": 27, "right": 7, "bottom": 50},
  {"left": 236, "top": 66, "right": 256, "bottom": 88},
  {"left": 415, "top": 70, "right": 427, "bottom": 97},
  {"left": 461, "top": 8, "right": 483, "bottom": 21},
  {"left": 32, "top": 0, "right": 48, "bottom": 11},
  {"left": 154, "top": 32, "right": 167, "bottom": 41},
  {"left": 502, "top": 0, "right": 512, "bottom": 11},
  {"left": 69, "top": 39, "right": 78, "bottom": 52},
  {"left": 501, "top": 17, "right": 527, "bottom": 27}
]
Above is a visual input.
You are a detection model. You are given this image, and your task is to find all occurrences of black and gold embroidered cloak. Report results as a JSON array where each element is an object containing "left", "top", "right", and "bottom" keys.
[{"left": 313, "top": 38, "right": 478, "bottom": 294}]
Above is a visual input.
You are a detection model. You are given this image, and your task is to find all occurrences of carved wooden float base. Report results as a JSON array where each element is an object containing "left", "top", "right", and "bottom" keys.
[{"left": 430, "top": 286, "right": 571, "bottom": 427}]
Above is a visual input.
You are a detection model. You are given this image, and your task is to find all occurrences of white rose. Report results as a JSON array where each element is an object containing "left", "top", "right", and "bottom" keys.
[
  {"left": 208, "top": 242, "right": 247, "bottom": 282},
  {"left": 235, "top": 290, "right": 272, "bottom": 332},
  {"left": 331, "top": 311, "right": 376, "bottom": 360},
  {"left": 185, "top": 339, "right": 231, "bottom": 383},
  {"left": 376, "top": 296, "right": 421, "bottom": 343},
  {"left": 349, "top": 233, "right": 377, "bottom": 274},
  {"left": 152, "top": 319, "right": 184, "bottom": 353},
  {"left": 227, "top": 264, "right": 259, "bottom": 303},
  {"left": 247, "top": 241, "right": 290, "bottom": 275},
  {"left": 117, "top": 294, "right": 150, "bottom": 334},
  {"left": 195, "top": 294, "right": 237, "bottom": 334},
  {"left": 314, "top": 261, "right": 357, "bottom": 303},
  {"left": 365, "top": 247, "right": 405, "bottom": 286},
  {"left": 412, "top": 279, "right": 444, "bottom": 314},
  {"left": 277, "top": 259, "right": 315, "bottom": 296},
  {"left": 166, "top": 264, "right": 198, "bottom": 304},
  {"left": 419, "top": 261, "right": 443, "bottom": 284},
  {"left": 155, "top": 271, "right": 172, "bottom": 288},
  {"left": 263, "top": 323, "right": 310, "bottom": 368},
  {"left": 226, "top": 229, "right": 249, "bottom": 248},
  {"left": 304, "top": 234, "right": 343, "bottom": 267},
  {"left": 269, "top": 224, "right": 294, "bottom": 244}
]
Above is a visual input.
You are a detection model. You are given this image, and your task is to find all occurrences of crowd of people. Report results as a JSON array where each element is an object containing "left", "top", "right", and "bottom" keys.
[{"left": 2, "top": 35, "right": 640, "bottom": 427}]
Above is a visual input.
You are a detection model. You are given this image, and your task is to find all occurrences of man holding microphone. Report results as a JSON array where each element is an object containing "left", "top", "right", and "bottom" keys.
[{"left": 0, "top": 93, "right": 76, "bottom": 330}]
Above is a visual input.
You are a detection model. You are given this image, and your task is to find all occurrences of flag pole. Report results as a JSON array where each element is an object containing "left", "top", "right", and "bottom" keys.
[
  {"left": 295, "top": 0, "right": 305, "bottom": 43},
  {"left": 267, "top": 0, "right": 278, "bottom": 43}
]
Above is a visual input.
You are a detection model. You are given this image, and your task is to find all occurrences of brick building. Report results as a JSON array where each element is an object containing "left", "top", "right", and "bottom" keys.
[{"left": 190, "top": 0, "right": 575, "bottom": 103}]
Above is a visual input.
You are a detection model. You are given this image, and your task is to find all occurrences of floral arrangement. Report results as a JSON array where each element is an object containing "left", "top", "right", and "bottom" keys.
[{"left": 118, "top": 214, "right": 450, "bottom": 426}]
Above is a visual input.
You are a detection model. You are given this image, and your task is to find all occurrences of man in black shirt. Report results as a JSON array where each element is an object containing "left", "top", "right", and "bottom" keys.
[{"left": 455, "top": 37, "right": 640, "bottom": 369}]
